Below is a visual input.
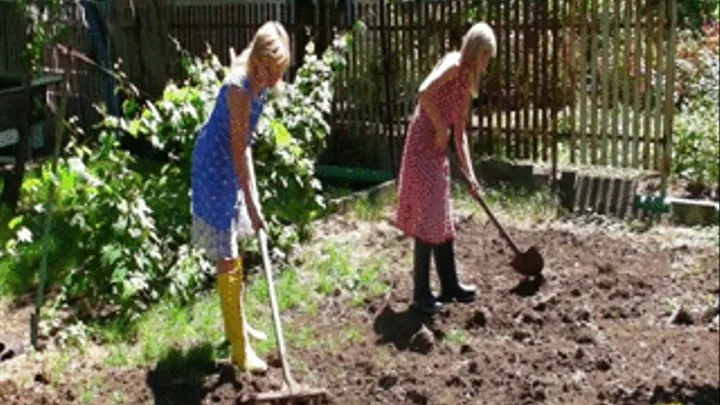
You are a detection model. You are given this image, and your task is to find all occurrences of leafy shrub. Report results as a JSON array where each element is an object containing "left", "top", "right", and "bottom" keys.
[
  {"left": 252, "top": 39, "right": 349, "bottom": 247},
  {"left": 1, "top": 33, "right": 351, "bottom": 318},
  {"left": 678, "top": 0, "right": 719, "bottom": 30},
  {"left": 672, "top": 25, "right": 719, "bottom": 190}
]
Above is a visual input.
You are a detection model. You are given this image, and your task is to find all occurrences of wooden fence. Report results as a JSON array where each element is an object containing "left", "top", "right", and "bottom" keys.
[
  {"left": 170, "top": 0, "right": 298, "bottom": 69},
  {"left": 1, "top": 0, "right": 109, "bottom": 146},
  {"left": 0, "top": 0, "right": 26, "bottom": 78},
  {"left": 326, "top": 0, "right": 678, "bottom": 174},
  {"left": 44, "top": 2, "right": 113, "bottom": 139},
  {"left": 2, "top": 0, "right": 679, "bottom": 177}
]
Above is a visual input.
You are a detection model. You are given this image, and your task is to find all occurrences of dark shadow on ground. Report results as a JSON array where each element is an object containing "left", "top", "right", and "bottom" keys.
[
  {"left": 146, "top": 342, "right": 237, "bottom": 405},
  {"left": 613, "top": 381, "right": 720, "bottom": 405},
  {"left": 649, "top": 383, "right": 720, "bottom": 405},
  {"left": 372, "top": 303, "right": 436, "bottom": 351},
  {"left": 509, "top": 274, "right": 545, "bottom": 297}
]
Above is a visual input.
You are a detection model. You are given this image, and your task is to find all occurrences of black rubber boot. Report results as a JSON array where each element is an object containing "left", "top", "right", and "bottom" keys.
[
  {"left": 434, "top": 239, "right": 476, "bottom": 303},
  {"left": 412, "top": 238, "right": 443, "bottom": 313}
]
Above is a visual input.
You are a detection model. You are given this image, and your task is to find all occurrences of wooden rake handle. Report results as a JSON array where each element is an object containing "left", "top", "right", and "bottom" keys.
[{"left": 258, "top": 229, "right": 297, "bottom": 388}]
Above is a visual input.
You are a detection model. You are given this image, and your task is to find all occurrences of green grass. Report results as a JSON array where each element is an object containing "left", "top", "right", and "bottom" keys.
[
  {"left": 443, "top": 329, "right": 470, "bottom": 346},
  {"left": 345, "top": 326, "right": 364, "bottom": 345},
  {"left": 323, "top": 185, "right": 354, "bottom": 200},
  {"left": 19, "top": 181, "right": 572, "bottom": 381},
  {"left": 47, "top": 349, "right": 73, "bottom": 388},
  {"left": 90, "top": 258, "right": 331, "bottom": 368},
  {"left": 315, "top": 242, "right": 354, "bottom": 296},
  {"left": 285, "top": 324, "right": 316, "bottom": 350},
  {"left": 348, "top": 190, "right": 396, "bottom": 222},
  {"left": 311, "top": 242, "right": 390, "bottom": 305},
  {"left": 104, "top": 343, "right": 134, "bottom": 367},
  {"left": 111, "top": 390, "right": 128, "bottom": 405},
  {"left": 7, "top": 239, "right": 390, "bottom": 374},
  {"left": 96, "top": 292, "right": 224, "bottom": 368},
  {"left": 351, "top": 259, "right": 391, "bottom": 307},
  {"left": 79, "top": 375, "right": 104, "bottom": 404},
  {"left": 247, "top": 266, "right": 311, "bottom": 312},
  {"left": 452, "top": 183, "right": 560, "bottom": 223}
]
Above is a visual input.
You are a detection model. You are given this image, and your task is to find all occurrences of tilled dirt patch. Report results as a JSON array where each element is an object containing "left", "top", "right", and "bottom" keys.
[{"left": 2, "top": 217, "right": 718, "bottom": 405}]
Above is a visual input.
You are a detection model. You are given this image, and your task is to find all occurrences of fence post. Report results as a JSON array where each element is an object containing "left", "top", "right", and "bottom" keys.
[
  {"left": 293, "top": 0, "right": 312, "bottom": 77},
  {"left": 379, "top": 0, "right": 396, "bottom": 175},
  {"left": 660, "top": 0, "right": 677, "bottom": 194}
]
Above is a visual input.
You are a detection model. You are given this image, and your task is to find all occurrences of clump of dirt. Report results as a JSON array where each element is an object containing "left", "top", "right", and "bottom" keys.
[{"left": 408, "top": 325, "right": 435, "bottom": 354}]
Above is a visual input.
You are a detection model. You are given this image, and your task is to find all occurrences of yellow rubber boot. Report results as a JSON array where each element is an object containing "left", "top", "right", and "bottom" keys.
[{"left": 216, "top": 262, "right": 267, "bottom": 373}]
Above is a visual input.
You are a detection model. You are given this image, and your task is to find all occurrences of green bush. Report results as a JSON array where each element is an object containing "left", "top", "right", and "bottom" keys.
[
  {"left": 252, "top": 39, "right": 349, "bottom": 247},
  {"left": 672, "top": 28, "right": 719, "bottom": 191},
  {"left": 1, "top": 33, "right": 351, "bottom": 318},
  {"left": 678, "top": 0, "right": 719, "bottom": 30}
]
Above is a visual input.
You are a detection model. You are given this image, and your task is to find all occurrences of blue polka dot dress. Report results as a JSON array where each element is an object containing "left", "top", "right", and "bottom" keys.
[{"left": 191, "top": 72, "right": 268, "bottom": 261}]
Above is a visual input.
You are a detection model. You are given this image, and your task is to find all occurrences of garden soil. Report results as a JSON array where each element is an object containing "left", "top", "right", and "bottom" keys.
[{"left": 1, "top": 213, "right": 718, "bottom": 405}]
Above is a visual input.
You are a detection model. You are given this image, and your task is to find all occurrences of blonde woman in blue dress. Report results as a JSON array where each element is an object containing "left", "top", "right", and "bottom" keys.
[{"left": 191, "top": 21, "right": 290, "bottom": 373}]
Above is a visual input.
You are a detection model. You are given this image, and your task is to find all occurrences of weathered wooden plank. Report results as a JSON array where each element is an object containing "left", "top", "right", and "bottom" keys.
[
  {"left": 588, "top": 176, "right": 600, "bottom": 212},
  {"left": 550, "top": 0, "right": 560, "bottom": 187},
  {"left": 568, "top": 0, "right": 578, "bottom": 165},
  {"left": 531, "top": 0, "right": 540, "bottom": 161},
  {"left": 621, "top": 0, "right": 632, "bottom": 167},
  {"left": 391, "top": 0, "right": 400, "bottom": 172},
  {"left": 608, "top": 177, "right": 622, "bottom": 216},
  {"left": 540, "top": 0, "right": 549, "bottom": 163},
  {"left": 610, "top": 0, "right": 622, "bottom": 167},
  {"left": 588, "top": 0, "right": 599, "bottom": 165},
  {"left": 578, "top": 0, "right": 589, "bottom": 164},
  {"left": 598, "top": 177, "right": 611, "bottom": 214},
  {"left": 599, "top": 0, "right": 610, "bottom": 165},
  {"left": 631, "top": 0, "right": 642, "bottom": 168},
  {"left": 503, "top": 1, "right": 511, "bottom": 159},
  {"left": 642, "top": 0, "right": 653, "bottom": 170},
  {"left": 661, "top": 0, "right": 677, "bottom": 191},
  {"left": 513, "top": 0, "right": 522, "bottom": 159},
  {"left": 653, "top": 0, "right": 665, "bottom": 171}
]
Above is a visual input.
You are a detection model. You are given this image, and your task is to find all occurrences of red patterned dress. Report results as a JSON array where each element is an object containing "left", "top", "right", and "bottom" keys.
[{"left": 395, "top": 60, "right": 469, "bottom": 245}]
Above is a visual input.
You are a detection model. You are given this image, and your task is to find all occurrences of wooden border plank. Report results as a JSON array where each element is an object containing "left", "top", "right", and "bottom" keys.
[
  {"left": 577, "top": 0, "right": 589, "bottom": 164},
  {"left": 588, "top": 0, "right": 599, "bottom": 165},
  {"left": 599, "top": 0, "right": 611, "bottom": 165},
  {"left": 661, "top": 0, "right": 677, "bottom": 191}
]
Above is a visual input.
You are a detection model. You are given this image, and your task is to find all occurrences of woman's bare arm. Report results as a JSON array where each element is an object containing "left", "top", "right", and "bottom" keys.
[
  {"left": 453, "top": 96, "right": 479, "bottom": 189},
  {"left": 227, "top": 86, "right": 263, "bottom": 224}
]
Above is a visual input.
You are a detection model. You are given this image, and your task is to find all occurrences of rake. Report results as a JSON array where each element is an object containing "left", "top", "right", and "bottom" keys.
[{"left": 244, "top": 229, "right": 328, "bottom": 403}]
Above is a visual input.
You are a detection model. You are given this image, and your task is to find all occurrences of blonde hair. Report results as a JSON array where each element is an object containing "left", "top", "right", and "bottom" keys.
[
  {"left": 230, "top": 21, "right": 291, "bottom": 93},
  {"left": 460, "top": 22, "right": 497, "bottom": 97}
]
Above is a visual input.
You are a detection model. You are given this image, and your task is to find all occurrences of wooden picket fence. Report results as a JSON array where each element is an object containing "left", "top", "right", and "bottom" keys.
[
  {"left": 2, "top": 0, "right": 678, "bottom": 177},
  {"left": 170, "top": 0, "right": 298, "bottom": 69},
  {"left": 326, "top": 0, "right": 678, "bottom": 174},
  {"left": 0, "top": 0, "right": 25, "bottom": 78}
]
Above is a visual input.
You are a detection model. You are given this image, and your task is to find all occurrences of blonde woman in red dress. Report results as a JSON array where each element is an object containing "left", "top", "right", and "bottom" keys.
[{"left": 395, "top": 23, "right": 497, "bottom": 313}]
